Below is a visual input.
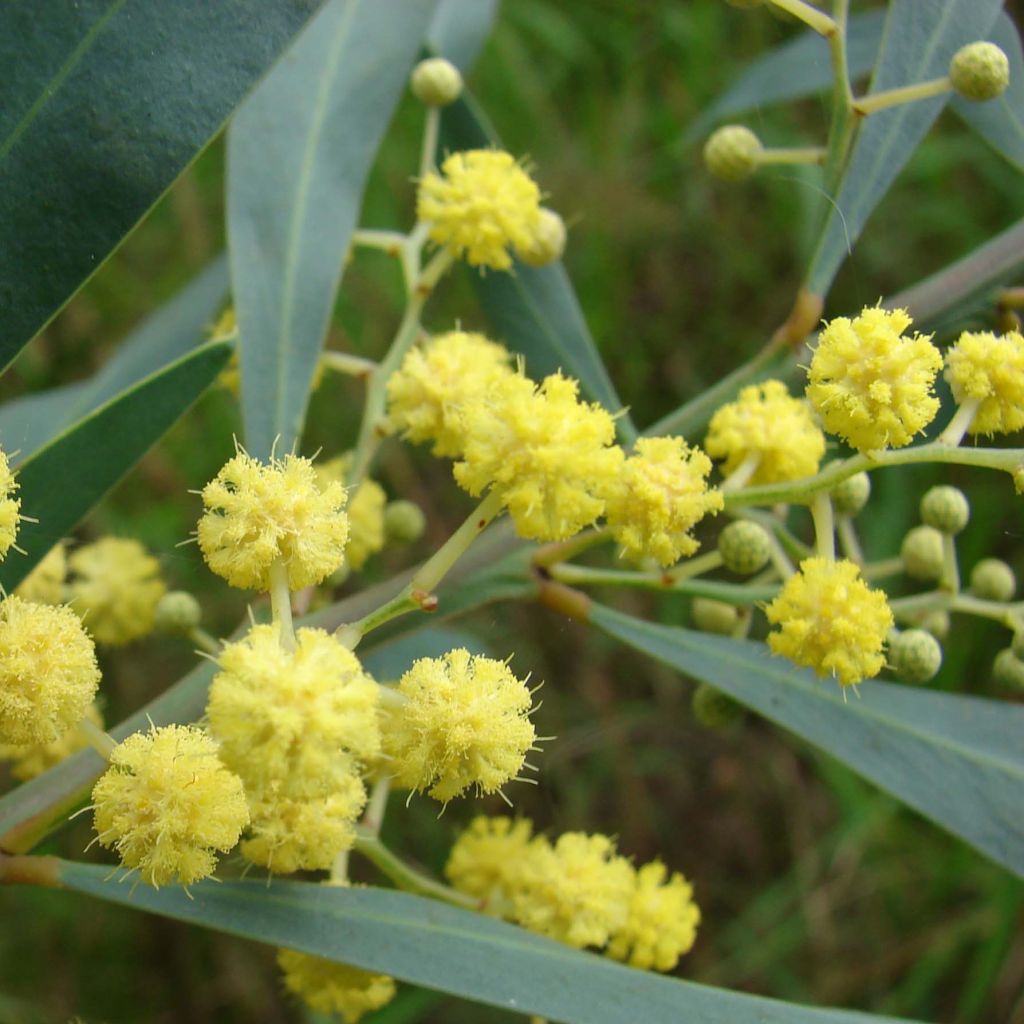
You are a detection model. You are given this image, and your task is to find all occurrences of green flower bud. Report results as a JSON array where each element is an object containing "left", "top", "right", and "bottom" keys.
[
  {"left": 516, "top": 208, "right": 567, "bottom": 268},
  {"left": 153, "top": 591, "right": 202, "bottom": 635},
  {"left": 703, "top": 125, "right": 762, "bottom": 182},
  {"left": 888, "top": 629, "right": 942, "bottom": 684},
  {"left": 901, "top": 525, "right": 945, "bottom": 582},
  {"left": 718, "top": 521, "right": 772, "bottom": 575},
  {"left": 691, "top": 597, "right": 739, "bottom": 635},
  {"left": 968, "top": 558, "right": 1016, "bottom": 602},
  {"left": 692, "top": 682, "right": 744, "bottom": 729},
  {"left": 920, "top": 486, "right": 969, "bottom": 535},
  {"left": 949, "top": 42, "right": 1010, "bottom": 102},
  {"left": 919, "top": 609, "right": 950, "bottom": 642},
  {"left": 383, "top": 500, "right": 427, "bottom": 543},
  {"left": 410, "top": 57, "right": 463, "bottom": 107},
  {"left": 992, "top": 647, "right": 1024, "bottom": 689},
  {"left": 830, "top": 472, "right": 871, "bottom": 517}
]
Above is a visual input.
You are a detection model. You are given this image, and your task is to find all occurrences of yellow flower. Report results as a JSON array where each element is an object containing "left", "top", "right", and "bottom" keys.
[
  {"left": 417, "top": 150, "right": 542, "bottom": 270},
  {"left": 705, "top": 380, "right": 826, "bottom": 483},
  {"left": 604, "top": 436, "right": 723, "bottom": 566},
  {"left": 14, "top": 543, "right": 66, "bottom": 605},
  {"left": 0, "top": 702, "right": 103, "bottom": 781},
  {"left": 444, "top": 815, "right": 535, "bottom": 912},
  {"left": 315, "top": 455, "right": 386, "bottom": 571},
  {"left": 606, "top": 861, "right": 700, "bottom": 972},
  {"left": 807, "top": 307, "right": 942, "bottom": 452},
  {"left": 197, "top": 450, "right": 348, "bottom": 591},
  {"left": 384, "top": 648, "right": 537, "bottom": 803},
  {"left": 0, "top": 596, "right": 100, "bottom": 746},
  {"left": 92, "top": 724, "right": 248, "bottom": 887},
  {"left": 207, "top": 624, "right": 380, "bottom": 797},
  {"left": 0, "top": 447, "right": 21, "bottom": 561},
  {"left": 765, "top": 557, "right": 893, "bottom": 685},
  {"left": 386, "top": 331, "right": 514, "bottom": 457},
  {"left": 511, "top": 832, "right": 635, "bottom": 949},
  {"left": 67, "top": 537, "right": 166, "bottom": 646},
  {"left": 277, "top": 950, "right": 396, "bottom": 1023},
  {"left": 944, "top": 330, "right": 1024, "bottom": 436},
  {"left": 455, "top": 372, "right": 624, "bottom": 541}
]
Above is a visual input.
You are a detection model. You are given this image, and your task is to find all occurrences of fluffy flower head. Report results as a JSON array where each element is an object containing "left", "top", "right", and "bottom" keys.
[
  {"left": 384, "top": 648, "right": 536, "bottom": 803},
  {"left": 807, "top": 307, "right": 942, "bottom": 452},
  {"left": 604, "top": 436, "right": 723, "bottom": 566},
  {"left": 0, "top": 703, "right": 102, "bottom": 781},
  {"left": 444, "top": 815, "right": 535, "bottom": 911},
  {"left": 0, "top": 448, "right": 20, "bottom": 561},
  {"left": 705, "top": 380, "right": 825, "bottom": 483},
  {"left": 417, "top": 150, "right": 542, "bottom": 270},
  {"left": 277, "top": 950, "right": 396, "bottom": 1022},
  {"left": 91, "top": 724, "right": 248, "bottom": 887},
  {"left": 944, "top": 330, "right": 1024, "bottom": 436},
  {"left": 765, "top": 557, "right": 893, "bottom": 685},
  {"left": 68, "top": 537, "right": 166, "bottom": 645},
  {"left": 14, "top": 543, "right": 66, "bottom": 605},
  {"left": 0, "top": 596, "right": 100, "bottom": 745},
  {"left": 197, "top": 450, "right": 348, "bottom": 590},
  {"left": 455, "top": 372, "right": 623, "bottom": 541}
]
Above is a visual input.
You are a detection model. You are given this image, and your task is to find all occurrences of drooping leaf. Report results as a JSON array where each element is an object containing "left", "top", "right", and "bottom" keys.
[
  {"left": 0, "top": 0, "right": 321, "bottom": 373},
  {"left": 228, "top": 0, "right": 438, "bottom": 461},
  {"left": 589, "top": 603, "right": 1024, "bottom": 879},
  {"left": 806, "top": 0, "right": 1004, "bottom": 297},
  {"left": 58, "top": 864, "right": 922, "bottom": 1024},
  {"left": 427, "top": 0, "right": 500, "bottom": 69},
  {"left": 0, "top": 258, "right": 228, "bottom": 463},
  {"left": 439, "top": 94, "right": 637, "bottom": 440}
]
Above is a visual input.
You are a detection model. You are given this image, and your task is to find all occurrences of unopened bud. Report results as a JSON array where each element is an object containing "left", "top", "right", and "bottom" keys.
[
  {"left": 968, "top": 558, "right": 1016, "bottom": 602},
  {"left": 920, "top": 486, "right": 969, "bottom": 535},
  {"left": 888, "top": 629, "right": 942, "bottom": 684},
  {"left": 692, "top": 683, "right": 744, "bottom": 729},
  {"left": 703, "top": 125, "right": 762, "bottom": 182},
  {"left": 516, "top": 208, "right": 567, "bottom": 267},
  {"left": 384, "top": 500, "right": 427, "bottom": 543},
  {"left": 410, "top": 57, "right": 463, "bottom": 107},
  {"left": 691, "top": 597, "right": 739, "bottom": 635},
  {"left": 901, "top": 526, "right": 945, "bottom": 582},
  {"left": 718, "top": 521, "right": 771, "bottom": 575},
  {"left": 830, "top": 472, "right": 871, "bottom": 517},
  {"left": 153, "top": 591, "right": 202, "bottom": 635},
  {"left": 950, "top": 42, "right": 1010, "bottom": 102},
  {"left": 993, "top": 647, "right": 1024, "bottom": 689}
]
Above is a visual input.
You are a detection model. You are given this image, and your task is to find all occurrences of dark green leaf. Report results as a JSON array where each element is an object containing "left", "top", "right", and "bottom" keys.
[
  {"left": 589, "top": 603, "right": 1024, "bottom": 879},
  {"left": 439, "top": 94, "right": 636, "bottom": 441},
  {"left": 58, "top": 864, "right": 922, "bottom": 1024},
  {"left": 427, "top": 0, "right": 499, "bottom": 69},
  {"left": 0, "top": 258, "right": 228, "bottom": 463},
  {"left": 806, "top": 0, "right": 1004, "bottom": 296},
  {"left": 228, "top": 0, "right": 438, "bottom": 460},
  {"left": 0, "top": 0, "right": 321, "bottom": 373}
]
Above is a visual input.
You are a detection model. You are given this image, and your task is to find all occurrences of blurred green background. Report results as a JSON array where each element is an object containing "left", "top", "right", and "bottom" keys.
[{"left": 2, "top": 1, "right": 1024, "bottom": 1022}]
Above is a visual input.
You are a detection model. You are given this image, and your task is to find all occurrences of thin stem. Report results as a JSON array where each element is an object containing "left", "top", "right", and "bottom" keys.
[
  {"left": 320, "top": 350, "right": 378, "bottom": 379},
  {"left": 821, "top": 0, "right": 856, "bottom": 194},
  {"left": 939, "top": 533, "right": 960, "bottom": 594},
  {"left": 766, "top": 0, "right": 836, "bottom": 36},
  {"left": 532, "top": 528, "right": 611, "bottom": 570},
  {"left": 759, "top": 146, "right": 827, "bottom": 166},
  {"left": 351, "top": 229, "right": 406, "bottom": 255},
  {"left": 811, "top": 493, "right": 835, "bottom": 560},
  {"left": 362, "top": 777, "right": 392, "bottom": 838},
  {"left": 667, "top": 549, "right": 724, "bottom": 583},
  {"left": 861, "top": 556, "right": 903, "bottom": 581},
  {"left": 0, "top": 852, "right": 61, "bottom": 888},
  {"left": 853, "top": 77, "right": 951, "bottom": 116},
  {"left": 936, "top": 398, "right": 980, "bottom": 447},
  {"left": 766, "top": 532, "right": 797, "bottom": 579},
  {"left": 952, "top": 593, "right": 1024, "bottom": 627},
  {"left": 268, "top": 558, "right": 296, "bottom": 652},
  {"left": 721, "top": 453, "right": 762, "bottom": 493},
  {"left": 187, "top": 626, "right": 220, "bottom": 656},
  {"left": 78, "top": 717, "right": 117, "bottom": 760},
  {"left": 836, "top": 516, "right": 865, "bottom": 565},
  {"left": 420, "top": 106, "right": 441, "bottom": 181},
  {"left": 328, "top": 850, "right": 350, "bottom": 887}
]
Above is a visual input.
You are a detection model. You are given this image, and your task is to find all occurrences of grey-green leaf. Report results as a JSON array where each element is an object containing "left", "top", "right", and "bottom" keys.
[
  {"left": 439, "top": 94, "right": 637, "bottom": 441},
  {"left": 0, "top": 0, "right": 321, "bottom": 374},
  {"left": 228, "top": 0, "right": 438, "bottom": 461},
  {"left": 427, "top": 0, "right": 499, "bottom": 69},
  {"left": 58, "top": 865, "right": 922, "bottom": 1024},
  {"left": 806, "top": 0, "right": 1004, "bottom": 297},
  {"left": 589, "top": 603, "right": 1024, "bottom": 879}
]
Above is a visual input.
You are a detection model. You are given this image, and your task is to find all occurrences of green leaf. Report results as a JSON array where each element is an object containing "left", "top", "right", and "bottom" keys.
[
  {"left": 589, "top": 603, "right": 1024, "bottom": 879},
  {"left": 0, "top": 340, "right": 231, "bottom": 594},
  {"left": 439, "top": 94, "right": 637, "bottom": 442},
  {"left": 427, "top": 0, "right": 499, "bottom": 69},
  {"left": 228, "top": 0, "right": 438, "bottom": 461},
  {"left": 0, "top": 0, "right": 321, "bottom": 374},
  {"left": 950, "top": 13, "right": 1024, "bottom": 172},
  {"left": 806, "top": 0, "right": 1004, "bottom": 297},
  {"left": 0, "top": 258, "right": 228, "bottom": 463},
  {"left": 57, "top": 864, "right": 922, "bottom": 1024}
]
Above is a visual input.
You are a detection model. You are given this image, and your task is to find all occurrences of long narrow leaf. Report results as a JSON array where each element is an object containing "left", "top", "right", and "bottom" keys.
[{"left": 427, "top": 0, "right": 499, "bottom": 69}]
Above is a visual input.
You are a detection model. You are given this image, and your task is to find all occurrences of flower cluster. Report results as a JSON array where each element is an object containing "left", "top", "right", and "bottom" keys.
[{"left": 944, "top": 328, "right": 1024, "bottom": 436}]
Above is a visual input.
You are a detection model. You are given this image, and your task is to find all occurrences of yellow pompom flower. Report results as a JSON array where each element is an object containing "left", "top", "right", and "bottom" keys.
[
  {"left": 0, "top": 702, "right": 103, "bottom": 781},
  {"left": 241, "top": 773, "right": 367, "bottom": 874},
  {"left": 278, "top": 950, "right": 396, "bottom": 1023},
  {"left": 512, "top": 833, "right": 635, "bottom": 949},
  {"left": 0, "top": 448, "right": 21, "bottom": 561},
  {"left": 384, "top": 648, "right": 537, "bottom": 803},
  {"left": 606, "top": 861, "right": 700, "bottom": 972},
  {"left": 208, "top": 624, "right": 380, "bottom": 796},
  {"left": 14, "top": 543, "right": 66, "bottom": 605},
  {"left": 705, "top": 380, "right": 826, "bottom": 483},
  {"left": 67, "top": 537, "right": 166, "bottom": 646},
  {"left": 944, "top": 330, "right": 1024, "bottom": 436},
  {"left": 444, "top": 815, "right": 535, "bottom": 912},
  {"left": 455, "top": 372, "right": 624, "bottom": 541},
  {"left": 807, "top": 307, "right": 942, "bottom": 452},
  {"left": 197, "top": 450, "right": 348, "bottom": 591},
  {"left": 417, "top": 150, "right": 542, "bottom": 270},
  {"left": 765, "top": 557, "right": 893, "bottom": 685},
  {"left": 604, "top": 436, "right": 723, "bottom": 566},
  {"left": 92, "top": 724, "right": 248, "bottom": 887},
  {"left": 314, "top": 455, "right": 386, "bottom": 572},
  {"left": 0, "top": 596, "right": 100, "bottom": 746},
  {"left": 386, "top": 331, "right": 514, "bottom": 457}
]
